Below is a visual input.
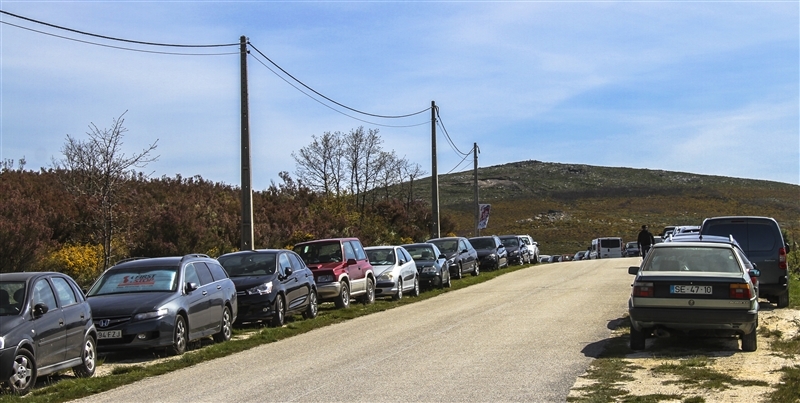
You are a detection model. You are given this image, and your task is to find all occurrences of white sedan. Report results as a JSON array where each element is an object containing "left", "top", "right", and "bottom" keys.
[{"left": 365, "top": 246, "right": 420, "bottom": 300}]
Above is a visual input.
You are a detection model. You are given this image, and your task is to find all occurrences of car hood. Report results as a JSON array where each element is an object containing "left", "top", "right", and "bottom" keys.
[
  {"left": 87, "top": 292, "right": 177, "bottom": 317},
  {"left": 371, "top": 264, "right": 397, "bottom": 276},
  {"left": 474, "top": 248, "right": 496, "bottom": 258},
  {"left": 505, "top": 246, "right": 521, "bottom": 253},
  {"left": 230, "top": 274, "right": 277, "bottom": 291},
  {"left": 414, "top": 260, "right": 437, "bottom": 268}
]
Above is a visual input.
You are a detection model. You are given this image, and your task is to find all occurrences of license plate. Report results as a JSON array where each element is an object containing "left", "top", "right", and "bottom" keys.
[
  {"left": 670, "top": 285, "right": 712, "bottom": 294},
  {"left": 97, "top": 330, "right": 122, "bottom": 339}
]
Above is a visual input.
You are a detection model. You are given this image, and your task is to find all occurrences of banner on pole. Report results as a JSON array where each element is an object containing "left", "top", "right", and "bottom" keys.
[{"left": 478, "top": 204, "right": 491, "bottom": 229}]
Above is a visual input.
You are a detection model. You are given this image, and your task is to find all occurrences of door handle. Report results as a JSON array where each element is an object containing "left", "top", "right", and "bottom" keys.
[
  {"left": 217, "top": 285, "right": 222, "bottom": 290},
  {"left": 202, "top": 291, "right": 208, "bottom": 296},
  {"left": 59, "top": 319, "right": 64, "bottom": 327}
]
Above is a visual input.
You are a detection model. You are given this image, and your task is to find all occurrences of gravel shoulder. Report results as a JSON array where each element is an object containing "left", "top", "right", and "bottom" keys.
[{"left": 568, "top": 304, "right": 800, "bottom": 402}]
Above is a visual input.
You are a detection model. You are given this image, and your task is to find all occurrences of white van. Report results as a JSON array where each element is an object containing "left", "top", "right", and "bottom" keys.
[{"left": 590, "top": 237, "right": 624, "bottom": 259}]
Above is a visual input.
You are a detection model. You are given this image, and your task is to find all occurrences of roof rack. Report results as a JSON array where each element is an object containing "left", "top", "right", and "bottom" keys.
[
  {"left": 113, "top": 257, "right": 149, "bottom": 265},
  {"left": 180, "top": 254, "right": 211, "bottom": 263}
]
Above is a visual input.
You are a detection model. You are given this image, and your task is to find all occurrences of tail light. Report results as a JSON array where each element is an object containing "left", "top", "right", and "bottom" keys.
[
  {"left": 633, "top": 281, "right": 654, "bottom": 297},
  {"left": 779, "top": 247, "right": 787, "bottom": 270},
  {"left": 729, "top": 283, "right": 752, "bottom": 299}
]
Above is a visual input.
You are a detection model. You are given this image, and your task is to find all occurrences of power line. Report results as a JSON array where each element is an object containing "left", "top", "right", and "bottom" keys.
[
  {"left": 248, "top": 41, "right": 431, "bottom": 119},
  {"left": 444, "top": 149, "right": 473, "bottom": 175},
  {"left": 435, "top": 106, "right": 471, "bottom": 156},
  {"left": 0, "top": 20, "right": 239, "bottom": 56},
  {"left": 0, "top": 9, "right": 239, "bottom": 48}
]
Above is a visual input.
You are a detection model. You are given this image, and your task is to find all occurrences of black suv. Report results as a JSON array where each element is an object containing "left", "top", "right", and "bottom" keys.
[
  {"left": 426, "top": 237, "right": 480, "bottom": 279},
  {"left": 700, "top": 216, "right": 791, "bottom": 308},
  {"left": 0, "top": 272, "right": 97, "bottom": 395},
  {"left": 468, "top": 235, "right": 509, "bottom": 271}
]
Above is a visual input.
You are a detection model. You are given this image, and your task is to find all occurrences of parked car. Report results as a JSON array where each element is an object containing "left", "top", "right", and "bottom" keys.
[
  {"left": 573, "top": 251, "right": 587, "bottom": 261},
  {"left": 589, "top": 237, "right": 624, "bottom": 259},
  {"left": 0, "top": 272, "right": 97, "bottom": 395},
  {"left": 426, "top": 237, "right": 480, "bottom": 279},
  {"left": 624, "top": 242, "right": 640, "bottom": 257},
  {"left": 468, "top": 235, "right": 508, "bottom": 271},
  {"left": 402, "top": 243, "right": 451, "bottom": 289},
  {"left": 627, "top": 240, "right": 760, "bottom": 351},
  {"left": 538, "top": 255, "right": 551, "bottom": 263},
  {"left": 518, "top": 235, "right": 540, "bottom": 263},
  {"left": 700, "top": 216, "right": 791, "bottom": 308},
  {"left": 549, "top": 255, "right": 563, "bottom": 263},
  {"left": 673, "top": 225, "right": 700, "bottom": 235},
  {"left": 86, "top": 254, "right": 237, "bottom": 355},
  {"left": 217, "top": 249, "right": 318, "bottom": 327},
  {"left": 293, "top": 238, "right": 376, "bottom": 309},
  {"left": 498, "top": 235, "right": 530, "bottom": 265},
  {"left": 365, "top": 246, "right": 420, "bottom": 300}
]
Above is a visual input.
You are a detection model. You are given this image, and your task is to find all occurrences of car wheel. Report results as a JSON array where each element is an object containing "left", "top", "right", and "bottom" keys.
[
  {"left": 213, "top": 306, "right": 232, "bottom": 343},
  {"left": 741, "top": 329, "right": 758, "bottom": 352},
  {"left": 335, "top": 282, "right": 350, "bottom": 309},
  {"left": 393, "top": 279, "right": 403, "bottom": 301},
  {"left": 270, "top": 295, "right": 285, "bottom": 327},
  {"left": 777, "top": 292, "right": 789, "bottom": 308},
  {"left": 629, "top": 323, "right": 646, "bottom": 351},
  {"left": 6, "top": 348, "right": 36, "bottom": 395},
  {"left": 411, "top": 276, "right": 420, "bottom": 297},
  {"left": 445, "top": 271, "right": 452, "bottom": 288},
  {"left": 303, "top": 289, "right": 318, "bottom": 319},
  {"left": 72, "top": 335, "right": 96, "bottom": 378},
  {"left": 472, "top": 264, "right": 480, "bottom": 276},
  {"left": 170, "top": 315, "right": 188, "bottom": 355},
  {"left": 361, "top": 277, "right": 376, "bottom": 304},
  {"left": 455, "top": 264, "right": 463, "bottom": 280}
]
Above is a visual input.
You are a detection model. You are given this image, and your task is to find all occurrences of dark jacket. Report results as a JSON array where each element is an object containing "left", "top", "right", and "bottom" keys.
[{"left": 637, "top": 229, "right": 654, "bottom": 247}]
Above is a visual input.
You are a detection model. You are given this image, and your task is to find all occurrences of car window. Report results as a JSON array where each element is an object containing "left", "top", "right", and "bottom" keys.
[
  {"left": 288, "top": 253, "right": 306, "bottom": 271},
  {"left": 470, "top": 238, "right": 495, "bottom": 249},
  {"left": 193, "top": 262, "right": 214, "bottom": 285},
  {"left": 600, "top": 239, "right": 621, "bottom": 248},
  {"left": 644, "top": 247, "right": 740, "bottom": 273},
  {"left": 343, "top": 242, "right": 356, "bottom": 261},
  {"left": 399, "top": 248, "right": 412, "bottom": 263},
  {"left": 51, "top": 276, "right": 78, "bottom": 307},
  {"left": 500, "top": 238, "right": 518, "bottom": 247},
  {"left": 294, "top": 241, "right": 343, "bottom": 264},
  {"left": 185, "top": 264, "right": 201, "bottom": 285},
  {"left": 33, "top": 279, "right": 58, "bottom": 310},
  {"left": 87, "top": 267, "right": 179, "bottom": 295},
  {"left": 0, "top": 281, "right": 26, "bottom": 316},
  {"left": 278, "top": 253, "right": 292, "bottom": 276},
  {"left": 404, "top": 245, "right": 435, "bottom": 260},
  {"left": 219, "top": 253, "right": 277, "bottom": 276},
  {"left": 351, "top": 241, "right": 367, "bottom": 261},
  {"left": 207, "top": 261, "right": 229, "bottom": 281},
  {"left": 367, "top": 248, "right": 395, "bottom": 265},
  {"left": 748, "top": 223, "right": 777, "bottom": 252},
  {"left": 703, "top": 223, "right": 750, "bottom": 250}
]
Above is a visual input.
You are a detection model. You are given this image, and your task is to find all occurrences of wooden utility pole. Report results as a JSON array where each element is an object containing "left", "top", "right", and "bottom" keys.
[
  {"left": 240, "top": 36, "right": 254, "bottom": 250},
  {"left": 431, "top": 101, "right": 440, "bottom": 239},
  {"left": 473, "top": 143, "right": 479, "bottom": 236}
]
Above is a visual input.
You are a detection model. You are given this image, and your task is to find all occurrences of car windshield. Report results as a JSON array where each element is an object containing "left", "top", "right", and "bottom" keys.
[
  {"left": 626, "top": 242, "right": 638, "bottom": 248},
  {"left": 429, "top": 240, "right": 457, "bottom": 253},
  {"left": 404, "top": 246, "right": 435, "bottom": 261},
  {"left": 366, "top": 248, "right": 396, "bottom": 265},
  {"left": 218, "top": 253, "right": 277, "bottom": 277},
  {"left": 0, "top": 281, "right": 25, "bottom": 316},
  {"left": 470, "top": 238, "right": 495, "bottom": 249},
  {"left": 643, "top": 247, "right": 741, "bottom": 273},
  {"left": 293, "top": 241, "right": 343, "bottom": 264},
  {"left": 500, "top": 238, "right": 518, "bottom": 248},
  {"left": 87, "top": 266, "right": 178, "bottom": 296},
  {"left": 520, "top": 238, "right": 531, "bottom": 245}
]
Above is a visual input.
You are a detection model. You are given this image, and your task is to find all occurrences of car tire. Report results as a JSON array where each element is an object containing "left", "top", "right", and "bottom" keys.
[
  {"left": 72, "top": 335, "right": 97, "bottom": 378},
  {"left": 741, "top": 329, "right": 758, "bottom": 352},
  {"left": 270, "top": 295, "right": 285, "bottom": 327},
  {"left": 472, "top": 264, "right": 480, "bottom": 276},
  {"left": 360, "top": 277, "right": 376, "bottom": 304},
  {"left": 393, "top": 279, "right": 403, "bottom": 301},
  {"left": 213, "top": 306, "right": 232, "bottom": 343},
  {"left": 630, "top": 323, "right": 646, "bottom": 351},
  {"left": 6, "top": 348, "right": 36, "bottom": 395},
  {"left": 411, "top": 276, "right": 420, "bottom": 297},
  {"left": 170, "top": 315, "right": 188, "bottom": 355},
  {"left": 303, "top": 289, "right": 318, "bottom": 319},
  {"left": 455, "top": 264, "right": 463, "bottom": 279},
  {"left": 777, "top": 292, "right": 789, "bottom": 308},
  {"left": 334, "top": 282, "right": 350, "bottom": 309},
  {"left": 445, "top": 271, "right": 452, "bottom": 288}
]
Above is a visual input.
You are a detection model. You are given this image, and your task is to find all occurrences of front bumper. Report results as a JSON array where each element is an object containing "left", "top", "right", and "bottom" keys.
[
  {"left": 375, "top": 280, "right": 399, "bottom": 297},
  {"left": 93, "top": 316, "right": 176, "bottom": 351},
  {"left": 316, "top": 281, "right": 344, "bottom": 301},
  {"left": 235, "top": 293, "right": 278, "bottom": 323},
  {"left": 419, "top": 273, "right": 443, "bottom": 288}
]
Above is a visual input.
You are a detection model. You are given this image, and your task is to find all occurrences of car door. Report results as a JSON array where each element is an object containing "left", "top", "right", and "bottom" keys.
[
  {"left": 50, "top": 276, "right": 89, "bottom": 362},
  {"left": 398, "top": 247, "right": 416, "bottom": 291},
  {"left": 195, "top": 262, "right": 223, "bottom": 336},
  {"left": 461, "top": 239, "right": 478, "bottom": 271},
  {"left": 182, "top": 263, "right": 210, "bottom": 338},
  {"left": 288, "top": 252, "right": 313, "bottom": 311},
  {"left": 31, "top": 278, "right": 67, "bottom": 369},
  {"left": 344, "top": 241, "right": 365, "bottom": 295},
  {"left": 277, "top": 252, "right": 302, "bottom": 312}
]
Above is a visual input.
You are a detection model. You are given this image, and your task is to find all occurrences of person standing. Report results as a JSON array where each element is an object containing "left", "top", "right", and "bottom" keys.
[{"left": 637, "top": 225, "right": 655, "bottom": 258}]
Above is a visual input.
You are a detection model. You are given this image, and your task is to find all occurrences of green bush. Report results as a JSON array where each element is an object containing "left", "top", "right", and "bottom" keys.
[{"left": 40, "top": 243, "right": 104, "bottom": 288}]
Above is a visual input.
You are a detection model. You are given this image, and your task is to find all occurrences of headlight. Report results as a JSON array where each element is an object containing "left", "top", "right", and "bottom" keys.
[
  {"left": 422, "top": 266, "right": 436, "bottom": 273},
  {"left": 487, "top": 254, "right": 497, "bottom": 260},
  {"left": 378, "top": 272, "right": 394, "bottom": 281},
  {"left": 134, "top": 308, "right": 169, "bottom": 321},
  {"left": 0, "top": 336, "right": 4, "bottom": 349},
  {"left": 316, "top": 275, "right": 334, "bottom": 283},
  {"left": 446, "top": 258, "right": 455, "bottom": 266},
  {"left": 247, "top": 282, "right": 273, "bottom": 296}
]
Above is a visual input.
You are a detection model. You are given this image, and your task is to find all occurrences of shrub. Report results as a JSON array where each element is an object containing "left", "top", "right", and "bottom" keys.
[{"left": 41, "top": 243, "right": 104, "bottom": 288}]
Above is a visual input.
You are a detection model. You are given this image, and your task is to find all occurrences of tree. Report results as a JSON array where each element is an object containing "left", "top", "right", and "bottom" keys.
[{"left": 52, "top": 112, "right": 158, "bottom": 269}]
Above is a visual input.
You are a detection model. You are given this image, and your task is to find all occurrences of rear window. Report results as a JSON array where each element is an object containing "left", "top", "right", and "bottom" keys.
[
  {"left": 644, "top": 247, "right": 741, "bottom": 273},
  {"left": 600, "top": 239, "right": 621, "bottom": 248},
  {"left": 702, "top": 221, "right": 778, "bottom": 252}
]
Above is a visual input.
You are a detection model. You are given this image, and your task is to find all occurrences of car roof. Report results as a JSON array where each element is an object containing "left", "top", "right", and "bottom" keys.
[
  {"left": 0, "top": 272, "right": 61, "bottom": 282},
  {"left": 653, "top": 238, "right": 737, "bottom": 249}
]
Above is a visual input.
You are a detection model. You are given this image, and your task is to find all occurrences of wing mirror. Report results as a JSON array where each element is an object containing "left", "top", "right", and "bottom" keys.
[
  {"left": 33, "top": 303, "right": 49, "bottom": 318},
  {"left": 346, "top": 258, "right": 358, "bottom": 266},
  {"left": 284, "top": 267, "right": 293, "bottom": 277},
  {"left": 185, "top": 282, "right": 199, "bottom": 293},
  {"left": 748, "top": 268, "right": 761, "bottom": 277},
  {"left": 439, "top": 254, "right": 447, "bottom": 260},
  {"left": 628, "top": 266, "right": 640, "bottom": 275}
]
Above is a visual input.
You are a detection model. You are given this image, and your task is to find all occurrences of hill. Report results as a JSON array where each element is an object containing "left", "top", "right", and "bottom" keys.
[{"left": 413, "top": 160, "right": 800, "bottom": 256}]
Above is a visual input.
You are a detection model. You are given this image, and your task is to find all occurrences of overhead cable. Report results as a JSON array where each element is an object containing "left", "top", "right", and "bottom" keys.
[
  {"left": 248, "top": 41, "right": 431, "bottom": 119},
  {"left": 436, "top": 106, "right": 471, "bottom": 156}
]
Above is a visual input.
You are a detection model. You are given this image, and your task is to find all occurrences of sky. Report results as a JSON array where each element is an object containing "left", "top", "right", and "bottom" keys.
[{"left": 1, "top": 1, "right": 798, "bottom": 190}]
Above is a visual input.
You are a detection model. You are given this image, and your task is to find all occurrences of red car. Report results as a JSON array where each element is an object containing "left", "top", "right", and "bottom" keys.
[{"left": 293, "top": 238, "right": 375, "bottom": 309}]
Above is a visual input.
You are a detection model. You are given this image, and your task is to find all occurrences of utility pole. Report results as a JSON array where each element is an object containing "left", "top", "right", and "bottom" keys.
[
  {"left": 431, "top": 101, "right": 440, "bottom": 239},
  {"left": 240, "top": 36, "right": 254, "bottom": 250},
  {"left": 473, "top": 143, "right": 479, "bottom": 236}
]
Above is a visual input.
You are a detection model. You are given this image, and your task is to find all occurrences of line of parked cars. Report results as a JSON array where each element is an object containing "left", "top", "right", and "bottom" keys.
[{"left": 0, "top": 233, "right": 541, "bottom": 395}]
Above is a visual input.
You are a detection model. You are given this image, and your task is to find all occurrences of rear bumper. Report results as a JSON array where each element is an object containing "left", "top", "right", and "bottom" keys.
[{"left": 629, "top": 306, "right": 758, "bottom": 334}]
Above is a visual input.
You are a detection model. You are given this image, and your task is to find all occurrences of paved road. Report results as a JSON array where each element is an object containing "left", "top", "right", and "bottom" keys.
[{"left": 76, "top": 257, "right": 638, "bottom": 403}]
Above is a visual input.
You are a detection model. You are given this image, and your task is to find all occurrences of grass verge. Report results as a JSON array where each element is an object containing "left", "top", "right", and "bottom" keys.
[{"left": 0, "top": 264, "right": 530, "bottom": 403}]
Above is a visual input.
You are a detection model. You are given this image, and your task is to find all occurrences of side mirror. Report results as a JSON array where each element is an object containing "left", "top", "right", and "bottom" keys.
[
  {"left": 346, "top": 258, "right": 358, "bottom": 266},
  {"left": 439, "top": 253, "right": 447, "bottom": 260},
  {"left": 749, "top": 268, "right": 761, "bottom": 278},
  {"left": 284, "top": 267, "right": 293, "bottom": 277},
  {"left": 785, "top": 242, "right": 791, "bottom": 253},
  {"left": 185, "top": 282, "right": 199, "bottom": 293},
  {"left": 33, "top": 303, "right": 49, "bottom": 318},
  {"left": 398, "top": 259, "right": 406, "bottom": 265},
  {"left": 628, "top": 266, "right": 640, "bottom": 275}
]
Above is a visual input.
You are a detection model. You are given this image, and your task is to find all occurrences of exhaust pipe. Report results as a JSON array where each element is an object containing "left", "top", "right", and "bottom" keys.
[{"left": 653, "top": 328, "right": 671, "bottom": 338}]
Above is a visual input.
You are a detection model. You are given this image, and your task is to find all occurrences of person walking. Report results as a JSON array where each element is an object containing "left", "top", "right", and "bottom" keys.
[{"left": 637, "top": 225, "right": 655, "bottom": 259}]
